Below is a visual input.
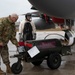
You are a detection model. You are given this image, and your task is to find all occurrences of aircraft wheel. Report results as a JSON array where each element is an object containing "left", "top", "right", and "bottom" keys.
[
  {"left": 11, "top": 62, "right": 23, "bottom": 74},
  {"left": 47, "top": 53, "right": 61, "bottom": 69}
]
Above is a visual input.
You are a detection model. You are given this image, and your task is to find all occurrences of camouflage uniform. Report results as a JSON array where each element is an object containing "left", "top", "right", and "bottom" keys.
[{"left": 0, "top": 16, "right": 18, "bottom": 64}]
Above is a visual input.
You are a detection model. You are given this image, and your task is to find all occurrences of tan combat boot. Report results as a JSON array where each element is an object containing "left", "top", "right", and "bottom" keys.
[
  {"left": 0, "top": 68, "right": 4, "bottom": 74},
  {"left": 6, "top": 64, "right": 12, "bottom": 74}
]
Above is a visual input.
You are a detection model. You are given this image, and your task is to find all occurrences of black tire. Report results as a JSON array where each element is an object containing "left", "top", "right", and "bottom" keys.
[
  {"left": 47, "top": 53, "right": 61, "bottom": 69},
  {"left": 11, "top": 63, "right": 23, "bottom": 74},
  {"left": 31, "top": 60, "right": 43, "bottom": 66}
]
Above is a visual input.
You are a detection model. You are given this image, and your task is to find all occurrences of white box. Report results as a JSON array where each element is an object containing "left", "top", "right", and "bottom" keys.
[{"left": 27, "top": 46, "right": 40, "bottom": 58}]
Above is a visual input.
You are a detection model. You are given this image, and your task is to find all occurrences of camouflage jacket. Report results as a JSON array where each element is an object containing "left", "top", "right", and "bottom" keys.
[{"left": 0, "top": 17, "right": 18, "bottom": 46}]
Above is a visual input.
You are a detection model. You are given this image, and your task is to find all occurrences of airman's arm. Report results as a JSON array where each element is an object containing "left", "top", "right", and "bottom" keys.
[
  {"left": 10, "top": 25, "right": 18, "bottom": 46},
  {"left": 0, "top": 22, "right": 4, "bottom": 43},
  {"left": 31, "top": 21, "right": 36, "bottom": 40},
  {"left": 31, "top": 21, "right": 36, "bottom": 33}
]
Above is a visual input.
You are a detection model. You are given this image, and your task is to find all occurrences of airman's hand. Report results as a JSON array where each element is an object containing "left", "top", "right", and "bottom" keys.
[
  {"left": 17, "top": 43, "right": 20, "bottom": 47},
  {"left": 0, "top": 42, "right": 3, "bottom": 46},
  {"left": 33, "top": 33, "right": 36, "bottom": 40}
]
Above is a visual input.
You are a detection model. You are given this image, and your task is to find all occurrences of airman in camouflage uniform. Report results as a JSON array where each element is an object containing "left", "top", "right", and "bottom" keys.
[{"left": 0, "top": 13, "right": 19, "bottom": 74}]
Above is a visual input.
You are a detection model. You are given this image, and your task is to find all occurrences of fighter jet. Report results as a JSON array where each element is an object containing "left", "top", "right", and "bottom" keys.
[
  {"left": 28, "top": 0, "right": 75, "bottom": 19},
  {"left": 27, "top": 0, "right": 75, "bottom": 30},
  {"left": 29, "top": 6, "right": 74, "bottom": 30}
]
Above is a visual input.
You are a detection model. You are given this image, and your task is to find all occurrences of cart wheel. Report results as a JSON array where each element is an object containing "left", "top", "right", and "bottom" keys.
[
  {"left": 11, "top": 63, "right": 23, "bottom": 74},
  {"left": 31, "top": 60, "right": 43, "bottom": 66},
  {"left": 47, "top": 53, "right": 61, "bottom": 69}
]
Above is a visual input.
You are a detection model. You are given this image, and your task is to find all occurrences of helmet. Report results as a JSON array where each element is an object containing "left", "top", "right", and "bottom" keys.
[{"left": 25, "top": 13, "right": 31, "bottom": 19}]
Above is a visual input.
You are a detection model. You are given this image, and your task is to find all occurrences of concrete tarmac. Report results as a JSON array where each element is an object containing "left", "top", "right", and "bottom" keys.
[{"left": 1, "top": 31, "right": 75, "bottom": 75}]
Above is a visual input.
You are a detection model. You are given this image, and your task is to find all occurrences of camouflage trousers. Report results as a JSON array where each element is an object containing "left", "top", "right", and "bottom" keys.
[{"left": 0, "top": 45, "right": 10, "bottom": 65}]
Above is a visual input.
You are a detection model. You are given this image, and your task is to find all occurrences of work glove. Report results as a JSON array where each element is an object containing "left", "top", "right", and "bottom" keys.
[{"left": 33, "top": 33, "right": 36, "bottom": 40}]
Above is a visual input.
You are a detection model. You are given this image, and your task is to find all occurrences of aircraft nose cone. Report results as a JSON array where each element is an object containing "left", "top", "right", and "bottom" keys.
[{"left": 28, "top": 0, "right": 75, "bottom": 19}]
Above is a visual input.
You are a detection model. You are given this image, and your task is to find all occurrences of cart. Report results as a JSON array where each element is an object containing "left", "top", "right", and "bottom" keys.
[{"left": 10, "top": 30, "right": 75, "bottom": 74}]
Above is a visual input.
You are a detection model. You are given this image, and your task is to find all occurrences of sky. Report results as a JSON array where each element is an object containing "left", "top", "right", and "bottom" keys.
[{"left": 0, "top": 0, "right": 35, "bottom": 21}]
